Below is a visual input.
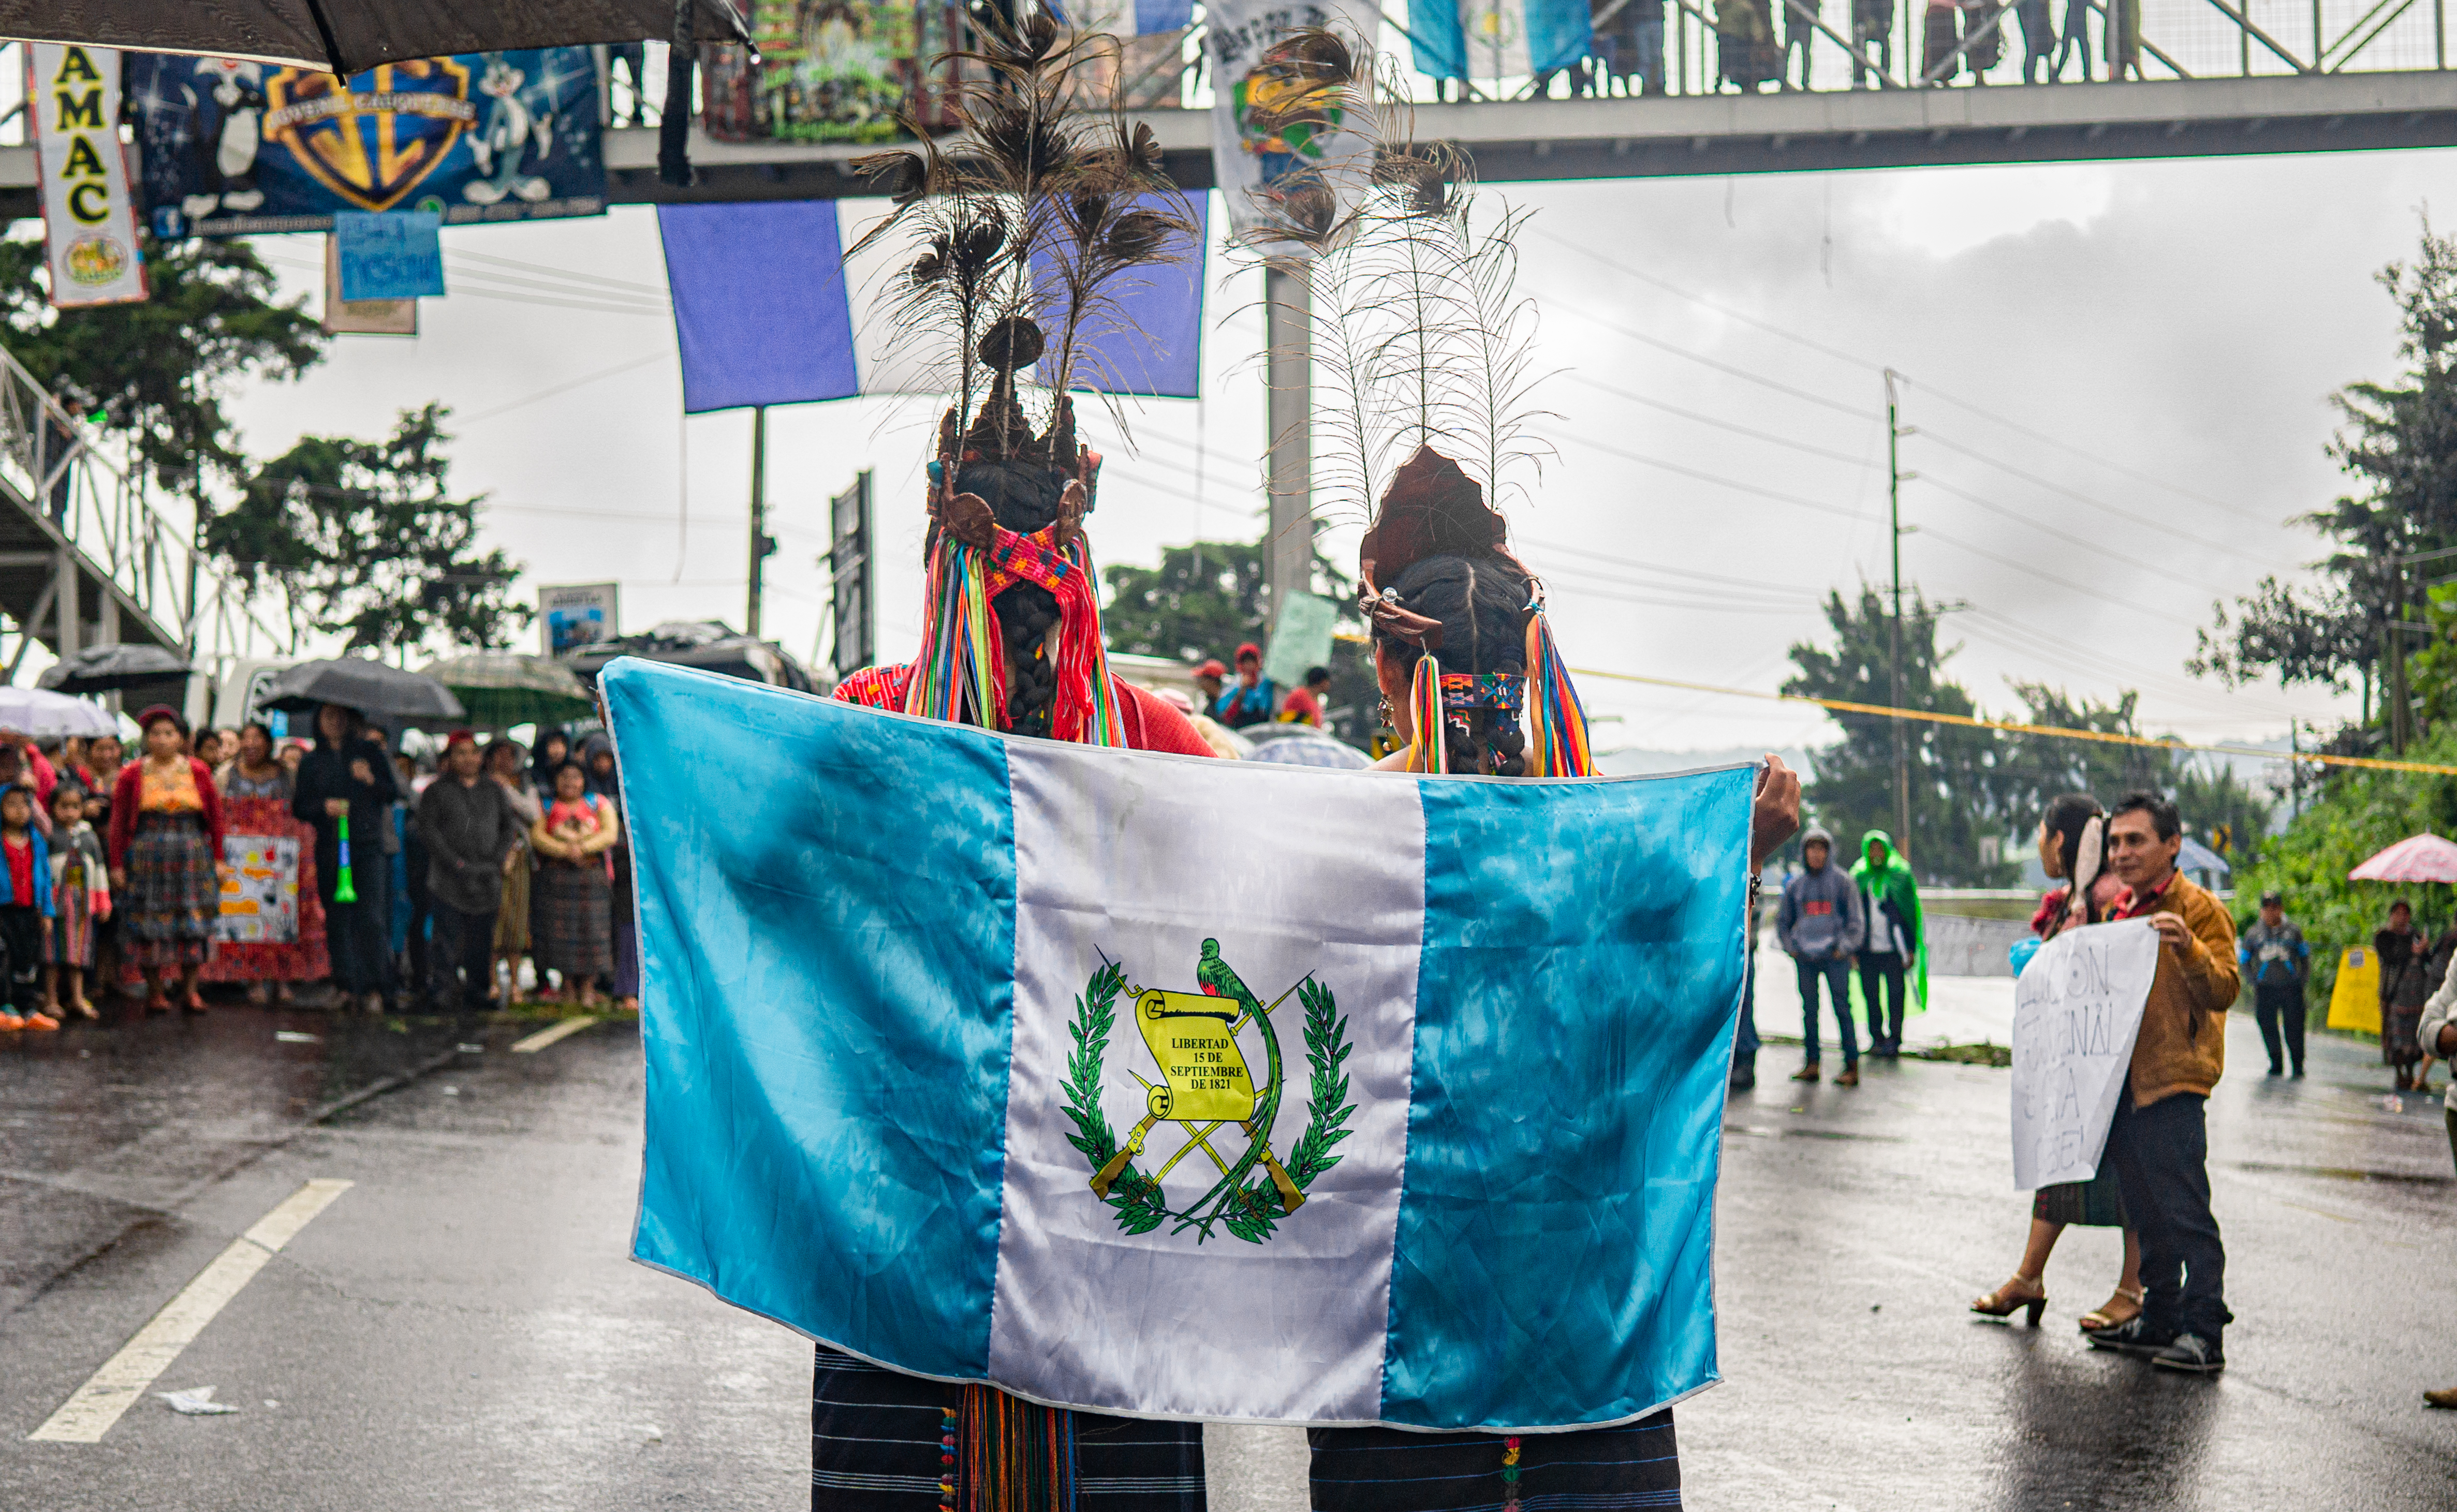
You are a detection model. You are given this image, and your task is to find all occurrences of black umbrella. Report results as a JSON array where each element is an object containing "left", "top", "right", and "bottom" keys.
[
  {"left": 36, "top": 643, "right": 191, "bottom": 694},
  {"left": 8, "top": 0, "right": 752, "bottom": 77},
  {"left": 261, "top": 657, "right": 466, "bottom": 724}
]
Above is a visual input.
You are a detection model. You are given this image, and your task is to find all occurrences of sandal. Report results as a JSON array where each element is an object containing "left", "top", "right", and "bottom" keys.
[
  {"left": 1971, "top": 1272, "right": 2047, "bottom": 1325},
  {"left": 142, "top": 995, "right": 171, "bottom": 1015},
  {"left": 181, "top": 989, "right": 208, "bottom": 1014},
  {"left": 68, "top": 997, "right": 96, "bottom": 1020},
  {"left": 2079, "top": 1285, "right": 2144, "bottom": 1332}
]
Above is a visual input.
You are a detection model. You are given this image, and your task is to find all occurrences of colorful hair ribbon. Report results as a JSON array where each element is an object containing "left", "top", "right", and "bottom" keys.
[
  {"left": 1523, "top": 599, "right": 1596, "bottom": 778},
  {"left": 1409, "top": 651, "right": 1448, "bottom": 774}
]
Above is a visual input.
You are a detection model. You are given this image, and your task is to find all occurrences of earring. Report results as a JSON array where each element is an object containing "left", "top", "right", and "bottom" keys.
[{"left": 1377, "top": 693, "right": 1395, "bottom": 729}]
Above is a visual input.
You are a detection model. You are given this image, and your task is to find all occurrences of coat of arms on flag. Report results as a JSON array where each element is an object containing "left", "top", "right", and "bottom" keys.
[
  {"left": 608, "top": 659, "right": 1752, "bottom": 1432},
  {"left": 1068, "top": 944, "right": 1355, "bottom": 1245}
]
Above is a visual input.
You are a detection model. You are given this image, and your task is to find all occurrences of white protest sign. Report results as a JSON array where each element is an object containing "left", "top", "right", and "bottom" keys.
[{"left": 2010, "top": 920, "right": 2159, "bottom": 1190}]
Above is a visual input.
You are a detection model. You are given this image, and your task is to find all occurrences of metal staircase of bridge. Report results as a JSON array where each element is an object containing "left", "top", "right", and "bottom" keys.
[{"left": 0, "top": 340, "right": 289, "bottom": 702}]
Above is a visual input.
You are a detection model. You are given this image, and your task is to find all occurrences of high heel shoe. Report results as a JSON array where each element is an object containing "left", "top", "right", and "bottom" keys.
[
  {"left": 1970, "top": 1273, "right": 2047, "bottom": 1325},
  {"left": 2078, "top": 1284, "right": 2144, "bottom": 1332}
]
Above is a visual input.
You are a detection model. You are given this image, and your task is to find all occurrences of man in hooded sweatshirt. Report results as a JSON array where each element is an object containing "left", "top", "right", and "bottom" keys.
[
  {"left": 1853, "top": 829, "right": 1924, "bottom": 1060},
  {"left": 1778, "top": 825, "right": 1865, "bottom": 1086}
]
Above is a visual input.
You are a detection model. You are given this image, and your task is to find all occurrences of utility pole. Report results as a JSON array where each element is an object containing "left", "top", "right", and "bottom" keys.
[
  {"left": 1263, "top": 263, "right": 1313, "bottom": 632},
  {"left": 1885, "top": 369, "right": 1911, "bottom": 849},
  {"left": 2388, "top": 547, "right": 2411, "bottom": 753},
  {"left": 745, "top": 405, "right": 776, "bottom": 640}
]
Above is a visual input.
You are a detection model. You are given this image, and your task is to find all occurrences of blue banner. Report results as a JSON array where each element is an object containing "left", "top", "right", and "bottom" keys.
[{"left": 129, "top": 51, "right": 605, "bottom": 239}]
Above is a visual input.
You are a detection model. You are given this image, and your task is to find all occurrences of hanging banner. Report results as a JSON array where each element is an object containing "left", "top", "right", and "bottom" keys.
[
  {"left": 1207, "top": 0, "right": 1384, "bottom": 242},
  {"left": 28, "top": 43, "right": 149, "bottom": 308},
  {"left": 541, "top": 582, "right": 620, "bottom": 655},
  {"left": 2326, "top": 945, "right": 2382, "bottom": 1033},
  {"left": 701, "top": 1, "right": 965, "bottom": 144},
  {"left": 128, "top": 50, "right": 605, "bottom": 239}
]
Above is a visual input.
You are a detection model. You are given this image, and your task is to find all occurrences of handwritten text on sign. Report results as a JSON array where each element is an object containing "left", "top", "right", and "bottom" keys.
[{"left": 2010, "top": 921, "right": 2158, "bottom": 1191}]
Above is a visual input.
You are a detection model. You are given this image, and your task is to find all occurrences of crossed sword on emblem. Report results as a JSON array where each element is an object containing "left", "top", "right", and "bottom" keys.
[{"left": 1090, "top": 975, "right": 1308, "bottom": 1218}]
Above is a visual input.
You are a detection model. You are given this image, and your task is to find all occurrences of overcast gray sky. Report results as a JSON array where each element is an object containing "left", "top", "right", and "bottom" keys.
[{"left": 215, "top": 142, "right": 2435, "bottom": 759}]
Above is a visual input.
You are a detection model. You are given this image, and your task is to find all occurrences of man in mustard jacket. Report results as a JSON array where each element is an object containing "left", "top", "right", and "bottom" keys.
[{"left": 2085, "top": 791, "right": 2240, "bottom": 1374}]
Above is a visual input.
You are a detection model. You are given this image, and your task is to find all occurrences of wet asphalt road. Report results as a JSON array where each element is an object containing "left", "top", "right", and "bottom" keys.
[{"left": 1, "top": 1000, "right": 2452, "bottom": 1510}]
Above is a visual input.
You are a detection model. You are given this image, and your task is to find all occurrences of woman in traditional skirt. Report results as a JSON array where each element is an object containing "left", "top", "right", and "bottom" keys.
[
  {"left": 485, "top": 738, "right": 541, "bottom": 1004},
  {"left": 202, "top": 722, "right": 329, "bottom": 1006},
  {"left": 578, "top": 732, "right": 640, "bottom": 1011},
  {"left": 1970, "top": 793, "right": 2144, "bottom": 1332},
  {"left": 2378, "top": 899, "right": 2432, "bottom": 1090},
  {"left": 528, "top": 761, "right": 617, "bottom": 1003},
  {"left": 106, "top": 705, "right": 227, "bottom": 1015}
]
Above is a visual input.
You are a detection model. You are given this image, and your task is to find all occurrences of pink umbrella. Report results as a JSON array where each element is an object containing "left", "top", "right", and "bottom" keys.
[{"left": 2348, "top": 833, "right": 2457, "bottom": 883}]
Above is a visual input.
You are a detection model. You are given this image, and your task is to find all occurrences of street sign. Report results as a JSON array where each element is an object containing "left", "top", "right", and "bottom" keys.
[{"left": 827, "top": 471, "right": 874, "bottom": 681}]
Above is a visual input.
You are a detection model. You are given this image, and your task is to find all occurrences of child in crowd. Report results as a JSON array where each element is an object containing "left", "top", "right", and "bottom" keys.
[
  {"left": 0, "top": 785, "right": 56, "bottom": 1030},
  {"left": 45, "top": 782, "right": 107, "bottom": 1021}
]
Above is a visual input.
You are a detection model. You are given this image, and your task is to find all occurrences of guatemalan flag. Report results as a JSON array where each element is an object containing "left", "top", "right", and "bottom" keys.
[
  {"left": 1409, "top": 0, "right": 1595, "bottom": 80},
  {"left": 609, "top": 659, "right": 1750, "bottom": 1431}
]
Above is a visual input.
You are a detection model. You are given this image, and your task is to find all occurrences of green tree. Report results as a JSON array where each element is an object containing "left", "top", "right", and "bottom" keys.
[
  {"left": 2171, "top": 760, "right": 2276, "bottom": 871},
  {"left": 0, "top": 237, "right": 325, "bottom": 492},
  {"left": 207, "top": 405, "right": 528, "bottom": 658},
  {"left": 1103, "top": 538, "right": 1377, "bottom": 745},
  {"left": 1995, "top": 684, "right": 2173, "bottom": 823},
  {"left": 1783, "top": 586, "right": 2014, "bottom": 886},
  {"left": 2194, "top": 220, "right": 2457, "bottom": 744}
]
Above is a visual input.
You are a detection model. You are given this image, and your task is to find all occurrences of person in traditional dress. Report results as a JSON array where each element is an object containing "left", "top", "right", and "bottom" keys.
[
  {"left": 1971, "top": 793, "right": 2143, "bottom": 1332},
  {"left": 486, "top": 738, "right": 542, "bottom": 1004},
  {"left": 809, "top": 17, "right": 1219, "bottom": 1503},
  {"left": 42, "top": 782, "right": 108, "bottom": 1020},
  {"left": 2378, "top": 898, "right": 2431, "bottom": 1090},
  {"left": 529, "top": 761, "right": 619, "bottom": 1003},
  {"left": 106, "top": 705, "right": 227, "bottom": 1015},
  {"left": 577, "top": 732, "right": 639, "bottom": 1011},
  {"left": 202, "top": 721, "right": 329, "bottom": 1005},
  {"left": 1336, "top": 443, "right": 1800, "bottom": 1509}
]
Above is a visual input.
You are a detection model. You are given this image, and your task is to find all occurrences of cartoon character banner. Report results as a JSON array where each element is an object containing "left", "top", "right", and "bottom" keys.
[
  {"left": 218, "top": 834, "right": 301, "bottom": 944},
  {"left": 127, "top": 50, "right": 606, "bottom": 239}
]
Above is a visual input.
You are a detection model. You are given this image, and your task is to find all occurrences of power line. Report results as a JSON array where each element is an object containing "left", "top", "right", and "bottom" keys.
[
  {"left": 1912, "top": 380, "right": 2275, "bottom": 524},
  {"left": 1914, "top": 521, "right": 2198, "bottom": 629},
  {"left": 1538, "top": 295, "right": 1875, "bottom": 421},
  {"left": 446, "top": 248, "right": 670, "bottom": 298},
  {"left": 1911, "top": 473, "right": 2244, "bottom": 601},
  {"left": 1541, "top": 232, "right": 1885, "bottom": 375},
  {"left": 457, "top": 352, "right": 670, "bottom": 427},
  {"left": 1564, "top": 373, "right": 1880, "bottom": 468},
  {"left": 1537, "top": 427, "right": 1866, "bottom": 522},
  {"left": 1914, "top": 426, "right": 2303, "bottom": 569}
]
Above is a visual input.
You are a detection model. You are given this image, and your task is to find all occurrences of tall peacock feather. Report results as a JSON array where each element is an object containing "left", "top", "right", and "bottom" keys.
[{"left": 845, "top": 8, "right": 1196, "bottom": 743}]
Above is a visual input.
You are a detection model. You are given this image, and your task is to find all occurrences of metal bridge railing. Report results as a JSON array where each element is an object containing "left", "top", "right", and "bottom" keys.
[{"left": 0, "top": 335, "right": 293, "bottom": 681}]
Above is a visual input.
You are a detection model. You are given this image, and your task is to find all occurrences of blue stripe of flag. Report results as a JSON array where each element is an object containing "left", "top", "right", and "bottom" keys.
[
  {"left": 1380, "top": 769, "right": 1750, "bottom": 1428},
  {"left": 610, "top": 660, "right": 1016, "bottom": 1379}
]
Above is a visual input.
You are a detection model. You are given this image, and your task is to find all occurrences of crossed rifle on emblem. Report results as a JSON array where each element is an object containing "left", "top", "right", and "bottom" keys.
[{"left": 1090, "top": 939, "right": 1307, "bottom": 1220}]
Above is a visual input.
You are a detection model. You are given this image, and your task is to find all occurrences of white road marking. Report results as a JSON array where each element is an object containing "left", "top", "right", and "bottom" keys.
[
  {"left": 510, "top": 1016, "right": 599, "bottom": 1054},
  {"left": 30, "top": 1179, "right": 352, "bottom": 1444}
]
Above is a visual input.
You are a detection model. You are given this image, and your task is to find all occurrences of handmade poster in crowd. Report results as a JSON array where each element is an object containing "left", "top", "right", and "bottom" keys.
[
  {"left": 700, "top": 0, "right": 964, "bottom": 143},
  {"left": 1207, "top": 0, "right": 1386, "bottom": 241},
  {"left": 127, "top": 50, "right": 605, "bottom": 238},
  {"left": 608, "top": 659, "right": 1749, "bottom": 1430},
  {"left": 2009, "top": 921, "right": 2158, "bottom": 1190},
  {"left": 29, "top": 43, "right": 149, "bottom": 308},
  {"left": 218, "top": 834, "right": 302, "bottom": 944}
]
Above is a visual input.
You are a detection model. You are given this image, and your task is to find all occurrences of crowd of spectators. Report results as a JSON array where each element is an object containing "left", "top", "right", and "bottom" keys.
[{"left": 0, "top": 702, "right": 636, "bottom": 1028}]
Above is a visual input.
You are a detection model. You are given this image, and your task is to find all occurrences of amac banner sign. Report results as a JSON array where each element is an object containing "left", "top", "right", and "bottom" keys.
[
  {"left": 30, "top": 44, "right": 148, "bottom": 308},
  {"left": 129, "top": 50, "right": 606, "bottom": 238}
]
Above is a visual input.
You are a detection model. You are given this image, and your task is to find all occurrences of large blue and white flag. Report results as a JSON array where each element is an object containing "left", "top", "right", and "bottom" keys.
[
  {"left": 608, "top": 659, "right": 1749, "bottom": 1431},
  {"left": 1409, "top": 0, "right": 1594, "bottom": 80}
]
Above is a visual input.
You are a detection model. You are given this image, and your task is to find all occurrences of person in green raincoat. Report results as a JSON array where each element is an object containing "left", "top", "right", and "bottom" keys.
[{"left": 1851, "top": 829, "right": 1925, "bottom": 1059}]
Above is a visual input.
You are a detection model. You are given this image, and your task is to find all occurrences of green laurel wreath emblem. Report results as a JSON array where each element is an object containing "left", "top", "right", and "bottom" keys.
[{"left": 1061, "top": 957, "right": 1356, "bottom": 1245}]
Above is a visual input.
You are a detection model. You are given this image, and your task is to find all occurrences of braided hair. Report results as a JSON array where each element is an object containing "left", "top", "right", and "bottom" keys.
[
  {"left": 1375, "top": 552, "right": 1533, "bottom": 776},
  {"left": 957, "top": 458, "right": 1068, "bottom": 739}
]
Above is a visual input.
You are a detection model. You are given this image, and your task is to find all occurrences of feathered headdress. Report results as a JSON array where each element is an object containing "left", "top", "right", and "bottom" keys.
[
  {"left": 843, "top": 9, "right": 1199, "bottom": 745},
  {"left": 1233, "top": 40, "right": 1590, "bottom": 777}
]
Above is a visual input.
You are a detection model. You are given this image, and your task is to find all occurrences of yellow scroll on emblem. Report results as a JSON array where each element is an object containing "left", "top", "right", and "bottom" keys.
[{"left": 1134, "top": 990, "right": 1257, "bottom": 1121}]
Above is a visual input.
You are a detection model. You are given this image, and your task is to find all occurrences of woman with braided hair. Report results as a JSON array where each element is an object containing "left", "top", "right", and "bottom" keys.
[{"left": 1312, "top": 445, "right": 1800, "bottom": 1512}]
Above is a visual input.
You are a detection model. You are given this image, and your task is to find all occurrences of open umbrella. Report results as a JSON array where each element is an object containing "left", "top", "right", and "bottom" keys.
[
  {"left": 419, "top": 652, "right": 593, "bottom": 729},
  {"left": 260, "top": 658, "right": 465, "bottom": 724},
  {"left": 1, "top": 0, "right": 752, "bottom": 77},
  {"left": 36, "top": 643, "right": 191, "bottom": 695},
  {"left": 0, "top": 687, "right": 116, "bottom": 738},
  {"left": 2348, "top": 832, "right": 2457, "bottom": 884}
]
